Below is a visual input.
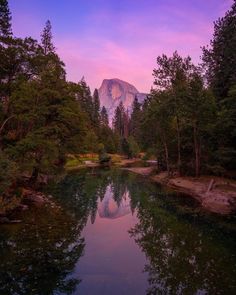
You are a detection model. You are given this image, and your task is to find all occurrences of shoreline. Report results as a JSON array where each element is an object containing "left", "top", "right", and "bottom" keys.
[
  {"left": 2, "top": 162, "right": 236, "bottom": 223},
  {"left": 123, "top": 167, "right": 236, "bottom": 215},
  {"left": 0, "top": 189, "right": 59, "bottom": 224}
]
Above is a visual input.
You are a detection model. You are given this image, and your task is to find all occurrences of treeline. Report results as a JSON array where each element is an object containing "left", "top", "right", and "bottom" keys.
[
  {"left": 116, "top": 1, "right": 236, "bottom": 177},
  {"left": 0, "top": 0, "right": 118, "bottom": 193},
  {"left": 0, "top": 0, "right": 235, "bottom": 197}
]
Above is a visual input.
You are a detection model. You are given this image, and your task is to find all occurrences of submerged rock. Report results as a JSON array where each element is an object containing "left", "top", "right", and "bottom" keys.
[
  {"left": 22, "top": 189, "right": 48, "bottom": 207},
  {"left": 0, "top": 216, "right": 22, "bottom": 224}
]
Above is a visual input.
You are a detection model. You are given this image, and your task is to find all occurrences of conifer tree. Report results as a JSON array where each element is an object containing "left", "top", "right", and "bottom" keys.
[
  {"left": 202, "top": 1, "right": 236, "bottom": 101},
  {"left": 0, "top": 0, "right": 12, "bottom": 38},
  {"left": 41, "top": 20, "right": 55, "bottom": 55},
  {"left": 202, "top": 1, "right": 236, "bottom": 171},
  {"left": 93, "top": 88, "right": 100, "bottom": 126},
  {"left": 100, "top": 106, "right": 109, "bottom": 126},
  {"left": 130, "top": 96, "right": 141, "bottom": 143},
  {"left": 113, "top": 102, "right": 125, "bottom": 137}
]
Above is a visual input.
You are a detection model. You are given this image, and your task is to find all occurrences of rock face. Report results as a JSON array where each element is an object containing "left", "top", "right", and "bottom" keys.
[{"left": 98, "top": 78, "right": 147, "bottom": 122}]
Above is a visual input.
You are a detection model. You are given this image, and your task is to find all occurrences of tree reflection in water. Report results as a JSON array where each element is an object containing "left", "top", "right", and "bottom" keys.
[
  {"left": 60, "top": 169, "right": 236, "bottom": 295},
  {"left": 0, "top": 170, "right": 105, "bottom": 295},
  {"left": 59, "top": 169, "right": 236, "bottom": 295},
  {"left": 0, "top": 169, "right": 236, "bottom": 295},
  {"left": 0, "top": 206, "right": 84, "bottom": 295},
  {"left": 129, "top": 193, "right": 236, "bottom": 295}
]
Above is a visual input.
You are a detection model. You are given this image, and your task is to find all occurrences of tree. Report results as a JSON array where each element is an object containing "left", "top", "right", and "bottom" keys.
[
  {"left": 202, "top": 1, "right": 236, "bottom": 173},
  {"left": 41, "top": 20, "right": 55, "bottom": 55},
  {"left": 99, "top": 106, "right": 117, "bottom": 153},
  {"left": 153, "top": 51, "right": 195, "bottom": 174},
  {"left": 142, "top": 90, "right": 173, "bottom": 175},
  {"left": 202, "top": 1, "right": 236, "bottom": 102},
  {"left": 100, "top": 106, "right": 109, "bottom": 126},
  {"left": 0, "top": 151, "right": 17, "bottom": 194},
  {"left": 184, "top": 72, "right": 215, "bottom": 176},
  {"left": 127, "top": 136, "right": 140, "bottom": 158},
  {"left": 0, "top": 0, "right": 12, "bottom": 38},
  {"left": 92, "top": 88, "right": 100, "bottom": 127},
  {"left": 130, "top": 96, "right": 142, "bottom": 144},
  {"left": 77, "top": 77, "right": 94, "bottom": 123},
  {"left": 112, "top": 102, "right": 126, "bottom": 137}
]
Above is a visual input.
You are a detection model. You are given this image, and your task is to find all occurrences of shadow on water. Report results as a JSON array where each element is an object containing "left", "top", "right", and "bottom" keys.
[{"left": 0, "top": 168, "right": 236, "bottom": 294}]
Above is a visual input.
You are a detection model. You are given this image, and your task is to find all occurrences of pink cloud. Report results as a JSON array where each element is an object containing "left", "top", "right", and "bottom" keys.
[{"left": 56, "top": 20, "right": 214, "bottom": 93}]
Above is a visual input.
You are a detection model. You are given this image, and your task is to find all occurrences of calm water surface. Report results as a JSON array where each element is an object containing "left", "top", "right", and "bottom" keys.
[{"left": 0, "top": 169, "right": 236, "bottom": 294}]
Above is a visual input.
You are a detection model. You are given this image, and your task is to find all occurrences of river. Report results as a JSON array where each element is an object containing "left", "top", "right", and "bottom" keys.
[{"left": 0, "top": 169, "right": 236, "bottom": 294}]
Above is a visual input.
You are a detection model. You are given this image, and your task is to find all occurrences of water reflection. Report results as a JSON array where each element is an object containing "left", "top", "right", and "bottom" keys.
[
  {"left": 0, "top": 169, "right": 236, "bottom": 295},
  {"left": 0, "top": 206, "right": 85, "bottom": 295},
  {"left": 129, "top": 193, "right": 236, "bottom": 295},
  {"left": 98, "top": 185, "right": 131, "bottom": 219}
]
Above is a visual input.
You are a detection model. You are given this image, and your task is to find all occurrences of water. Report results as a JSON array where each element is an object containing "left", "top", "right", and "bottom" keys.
[{"left": 0, "top": 169, "right": 236, "bottom": 295}]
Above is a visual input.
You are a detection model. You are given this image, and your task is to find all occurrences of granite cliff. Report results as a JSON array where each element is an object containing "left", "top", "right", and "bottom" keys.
[{"left": 98, "top": 78, "right": 147, "bottom": 121}]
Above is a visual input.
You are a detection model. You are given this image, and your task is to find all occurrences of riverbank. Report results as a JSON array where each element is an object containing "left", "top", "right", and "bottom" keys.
[
  {"left": 123, "top": 167, "right": 236, "bottom": 215},
  {"left": 65, "top": 156, "right": 142, "bottom": 171},
  {"left": 0, "top": 189, "right": 58, "bottom": 224}
]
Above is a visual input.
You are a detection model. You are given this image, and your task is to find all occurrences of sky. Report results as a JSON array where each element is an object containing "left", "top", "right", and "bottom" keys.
[{"left": 9, "top": 0, "right": 233, "bottom": 93}]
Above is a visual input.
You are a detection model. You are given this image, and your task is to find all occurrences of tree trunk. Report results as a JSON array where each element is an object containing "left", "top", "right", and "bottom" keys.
[
  {"left": 0, "top": 115, "right": 15, "bottom": 150},
  {"left": 176, "top": 116, "right": 181, "bottom": 175},
  {"left": 193, "top": 122, "right": 200, "bottom": 177},
  {"left": 30, "top": 167, "right": 39, "bottom": 185},
  {"left": 164, "top": 140, "right": 170, "bottom": 176}
]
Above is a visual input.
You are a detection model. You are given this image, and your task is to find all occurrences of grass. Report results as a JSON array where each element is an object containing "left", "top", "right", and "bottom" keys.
[
  {"left": 65, "top": 154, "right": 99, "bottom": 169},
  {"left": 65, "top": 153, "right": 148, "bottom": 169},
  {"left": 110, "top": 154, "right": 123, "bottom": 163}
]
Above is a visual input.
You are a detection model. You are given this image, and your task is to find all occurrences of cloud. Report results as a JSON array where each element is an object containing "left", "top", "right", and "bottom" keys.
[{"left": 56, "top": 19, "right": 214, "bottom": 93}]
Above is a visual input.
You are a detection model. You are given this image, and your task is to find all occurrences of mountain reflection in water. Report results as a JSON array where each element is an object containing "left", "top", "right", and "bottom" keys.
[
  {"left": 98, "top": 185, "right": 131, "bottom": 219},
  {"left": 0, "top": 169, "right": 236, "bottom": 295}
]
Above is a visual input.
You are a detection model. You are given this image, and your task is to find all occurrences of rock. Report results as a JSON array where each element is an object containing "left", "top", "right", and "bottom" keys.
[
  {"left": 0, "top": 217, "right": 10, "bottom": 223},
  {"left": 17, "top": 204, "right": 29, "bottom": 211},
  {"left": 98, "top": 78, "right": 147, "bottom": 123},
  {"left": 0, "top": 217, "right": 22, "bottom": 224},
  {"left": 22, "top": 190, "right": 47, "bottom": 207}
]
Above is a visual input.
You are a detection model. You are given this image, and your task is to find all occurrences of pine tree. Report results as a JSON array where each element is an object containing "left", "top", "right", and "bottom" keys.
[
  {"left": 41, "top": 20, "right": 55, "bottom": 55},
  {"left": 202, "top": 1, "right": 236, "bottom": 172},
  {"left": 92, "top": 88, "right": 100, "bottom": 126},
  {"left": 153, "top": 51, "right": 195, "bottom": 175},
  {"left": 99, "top": 105, "right": 117, "bottom": 153},
  {"left": 123, "top": 108, "right": 129, "bottom": 139},
  {"left": 113, "top": 102, "right": 125, "bottom": 137},
  {"left": 130, "top": 96, "right": 141, "bottom": 143},
  {"left": 202, "top": 1, "right": 236, "bottom": 101},
  {"left": 100, "top": 106, "right": 109, "bottom": 126},
  {"left": 0, "top": 0, "right": 12, "bottom": 38}
]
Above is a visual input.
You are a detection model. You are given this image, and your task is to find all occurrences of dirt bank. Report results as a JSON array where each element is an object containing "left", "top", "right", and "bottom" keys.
[{"left": 124, "top": 167, "right": 236, "bottom": 215}]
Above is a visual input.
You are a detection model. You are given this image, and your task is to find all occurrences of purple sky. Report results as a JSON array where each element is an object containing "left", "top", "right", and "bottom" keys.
[{"left": 9, "top": 0, "right": 233, "bottom": 93}]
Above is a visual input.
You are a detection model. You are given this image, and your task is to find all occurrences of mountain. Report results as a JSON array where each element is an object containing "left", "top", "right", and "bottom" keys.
[
  {"left": 98, "top": 185, "right": 131, "bottom": 219},
  {"left": 98, "top": 78, "right": 147, "bottom": 122}
]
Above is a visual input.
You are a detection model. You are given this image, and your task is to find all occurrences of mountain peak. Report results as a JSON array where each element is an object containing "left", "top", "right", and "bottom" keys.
[{"left": 98, "top": 78, "right": 146, "bottom": 121}]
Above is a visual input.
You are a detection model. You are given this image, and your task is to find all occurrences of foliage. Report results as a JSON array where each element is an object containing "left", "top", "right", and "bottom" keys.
[
  {"left": 0, "top": 151, "right": 18, "bottom": 194},
  {"left": 0, "top": 1, "right": 120, "bottom": 194},
  {"left": 99, "top": 152, "right": 111, "bottom": 165},
  {"left": 202, "top": 1, "right": 236, "bottom": 101}
]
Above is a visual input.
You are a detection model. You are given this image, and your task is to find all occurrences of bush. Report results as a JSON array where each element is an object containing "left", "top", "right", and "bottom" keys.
[
  {"left": 99, "top": 152, "right": 111, "bottom": 165},
  {"left": 0, "top": 152, "right": 18, "bottom": 195},
  {"left": 122, "top": 136, "right": 140, "bottom": 158}
]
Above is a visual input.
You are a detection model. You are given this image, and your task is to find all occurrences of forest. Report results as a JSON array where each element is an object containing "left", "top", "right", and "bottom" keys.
[
  {"left": 0, "top": 1, "right": 236, "bottom": 294},
  {"left": 0, "top": 0, "right": 236, "bottom": 200}
]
